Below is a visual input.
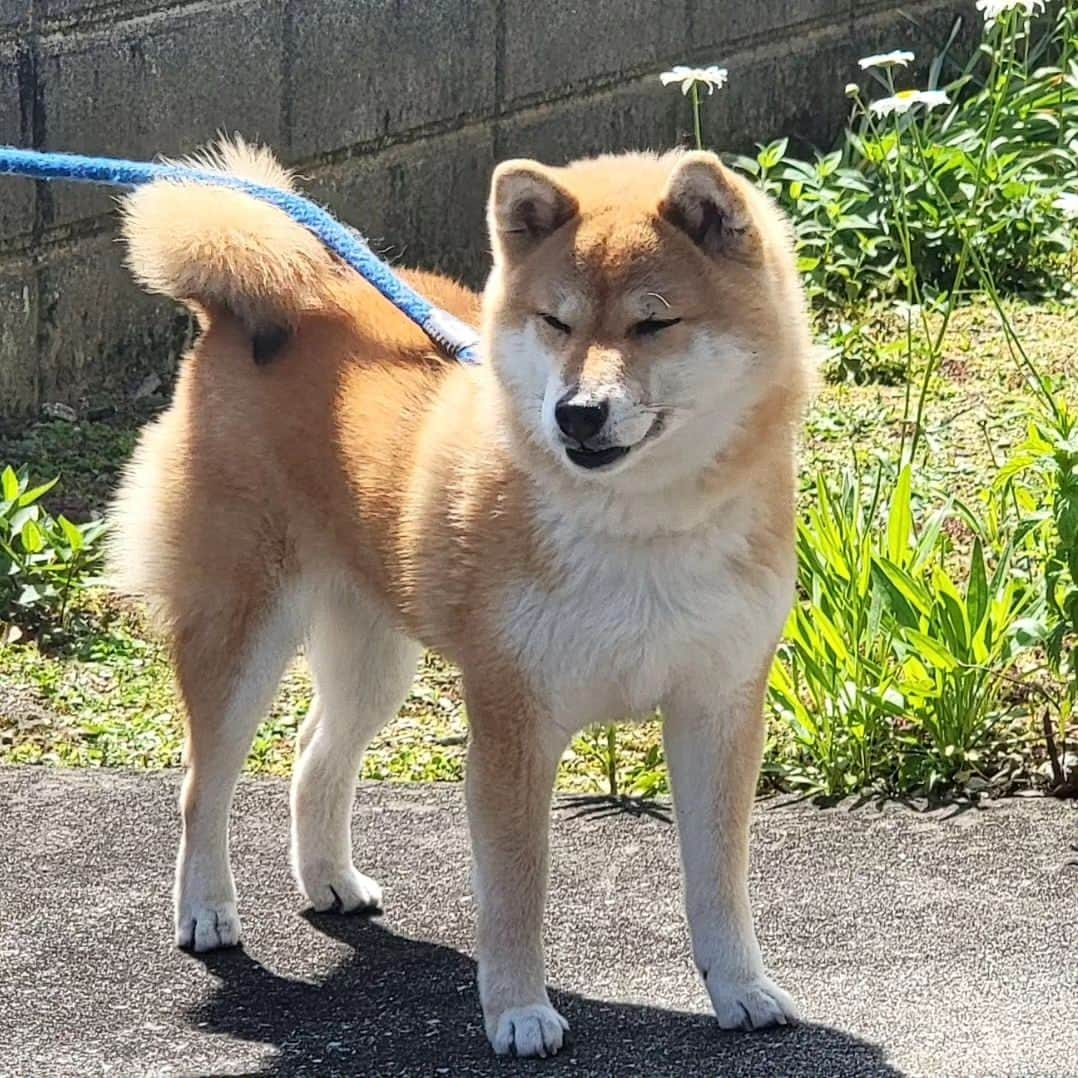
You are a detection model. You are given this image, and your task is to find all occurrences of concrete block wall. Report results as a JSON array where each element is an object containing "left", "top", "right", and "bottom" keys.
[{"left": 0, "top": 0, "right": 977, "bottom": 420}]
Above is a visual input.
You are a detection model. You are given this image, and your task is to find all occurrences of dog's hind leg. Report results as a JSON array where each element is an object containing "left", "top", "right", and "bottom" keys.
[
  {"left": 290, "top": 587, "right": 420, "bottom": 913},
  {"left": 173, "top": 595, "right": 299, "bottom": 952}
]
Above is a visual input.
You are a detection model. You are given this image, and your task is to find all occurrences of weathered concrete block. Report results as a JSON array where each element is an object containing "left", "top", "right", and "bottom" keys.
[
  {"left": 502, "top": 0, "right": 690, "bottom": 106},
  {"left": 0, "top": 269, "right": 37, "bottom": 417},
  {"left": 288, "top": 0, "right": 497, "bottom": 159},
  {"left": 853, "top": 0, "right": 981, "bottom": 78},
  {"left": 0, "top": 0, "right": 998, "bottom": 423},
  {"left": 39, "top": 0, "right": 285, "bottom": 227},
  {"left": 498, "top": 79, "right": 681, "bottom": 167},
  {"left": 0, "top": 0, "right": 30, "bottom": 32},
  {"left": 38, "top": 0, "right": 116, "bottom": 19},
  {"left": 0, "top": 39, "right": 35, "bottom": 245},
  {"left": 854, "top": 0, "right": 978, "bottom": 21},
  {"left": 703, "top": 32, "right": 859, "bottom": 154},
  {"left": 693, "top": 0, "right": 851, "bottom": 49},
  {"left": 305, "top": 125, "right": 496, "bottom": 288},
  {"left": 35, "top": 231, "right": 187, "bottom": 409}
]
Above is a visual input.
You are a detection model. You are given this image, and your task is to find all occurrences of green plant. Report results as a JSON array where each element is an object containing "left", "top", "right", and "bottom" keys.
[
  {"left": 853, "top": 9, "right": 1076, "bottom": 298},
  {"left": 999, "top": 399, "right": 1078, "bottom": 710},
  {"left": 734, "top": 139, "right": 897, "bottom": 312},
  {"left": 572, "top": 725, "right": 627, "bottom": 797},
  {"left": 0, "top": 464, "right": 107, "bottom": 636},
  {"left": 770, "top": 464, "right": 1038, "bottom": 796},
  {"left": 729, "top": 1, "right": 1077, "bottom": 386}
]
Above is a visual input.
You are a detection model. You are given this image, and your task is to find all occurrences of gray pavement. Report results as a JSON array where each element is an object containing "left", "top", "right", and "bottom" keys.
[{"left": 0, "top": 767, "right": 1075, "bottom": 1077}]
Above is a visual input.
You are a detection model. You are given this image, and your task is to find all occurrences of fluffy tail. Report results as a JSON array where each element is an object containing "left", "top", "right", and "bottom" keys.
[{"left": 120, "top": 137, "right": 340, "bottom": 334}]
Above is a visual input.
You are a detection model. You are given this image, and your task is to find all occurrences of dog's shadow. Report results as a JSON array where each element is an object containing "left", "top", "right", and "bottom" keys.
[{"left": 191, "top": 914, "right": 903, "bottom": 1077}]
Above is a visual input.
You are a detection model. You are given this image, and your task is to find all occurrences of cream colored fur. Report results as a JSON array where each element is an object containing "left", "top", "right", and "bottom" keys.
[{"left": 122, "top": 139, "right": 341, "bottom": 333}]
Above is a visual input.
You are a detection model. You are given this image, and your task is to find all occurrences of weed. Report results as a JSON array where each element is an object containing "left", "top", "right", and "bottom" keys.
[{"left": 0, "top": 464, "right": 107, "bottom": 639}]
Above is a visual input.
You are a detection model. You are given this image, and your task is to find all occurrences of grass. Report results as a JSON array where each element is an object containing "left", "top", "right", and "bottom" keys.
[
  {"left": 804, "top": 301, "right": 1077, "bottom": 503},
  {"left": 1, "top": 297, "right": 1072, "bottom": 794}
]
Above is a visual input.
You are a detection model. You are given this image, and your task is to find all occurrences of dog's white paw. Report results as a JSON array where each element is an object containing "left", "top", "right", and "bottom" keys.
[
  {"left": 706, "top": 971, "right": 798, "bottom": 1030},
  {"left": 299, "top": 863, "right": 383, "bottom": 914},
  {"left": 176, "top": 901, "right": 243, "bottom": 952},
  {"left": 488, "top": 1003, "right": 570, "bottom": 1058}
]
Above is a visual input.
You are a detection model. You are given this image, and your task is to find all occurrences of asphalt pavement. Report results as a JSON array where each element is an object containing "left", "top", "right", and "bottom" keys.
[{"left": 0, "top": 767, "right": 1075, "bottom": 1077}]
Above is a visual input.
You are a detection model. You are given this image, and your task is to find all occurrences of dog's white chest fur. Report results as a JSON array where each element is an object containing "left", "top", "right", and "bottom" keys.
[{"left": 498, "top": 493, "right": 792, "bottom": 730}]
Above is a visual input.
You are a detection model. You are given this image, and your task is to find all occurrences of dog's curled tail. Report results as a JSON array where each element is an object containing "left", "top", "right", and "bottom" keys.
[{"left": 121, "top": 137, "right": 339, "bottom": 335}]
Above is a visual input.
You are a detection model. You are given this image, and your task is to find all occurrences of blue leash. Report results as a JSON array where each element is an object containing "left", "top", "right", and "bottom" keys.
[{"left": 0, "top": 146, "right": 481, "bottom": 364}]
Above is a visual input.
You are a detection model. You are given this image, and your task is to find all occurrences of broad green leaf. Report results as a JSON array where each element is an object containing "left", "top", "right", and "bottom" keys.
[
  {"left": 20, "top": 518, "right": 43, "bottom": 554},
  {"left": 1010, "top": 618, "right": 1048, "bottom": 647},
  {"left": 903, "top": 629, "right": 958, "bottom": 672},
  {"left": 874, "top": 558, "right": 932, "bottom": 621},
  {"left": 0, "top": 466, "right": 18, "bottom": 504},
  {"left": 8, "top": 505, "right": 38, "bottom": 537},
  {"left": 16, "top": 584, "right": 41, "bottom": 606},
  {"left": 59, "top": 516, "right": 84, "bottom": 554}
]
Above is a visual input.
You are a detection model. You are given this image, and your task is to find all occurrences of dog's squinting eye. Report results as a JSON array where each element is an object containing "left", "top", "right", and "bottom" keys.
[
  {"left": 632, "top": 317, "right": 682, "bottom": 338},
  {"left": 539, "top": 313, "right": 572, "bottom": 335}
]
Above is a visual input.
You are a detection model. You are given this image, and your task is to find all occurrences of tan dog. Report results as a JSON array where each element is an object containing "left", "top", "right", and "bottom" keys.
[{"left": 110, "top": 139, "right": 811, "bottom": 1058}]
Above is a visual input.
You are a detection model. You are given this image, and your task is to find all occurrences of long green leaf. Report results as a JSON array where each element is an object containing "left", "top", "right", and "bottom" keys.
[
  {"left": 875, "top": 558, "right": 932, "bottom": 622},
  {"left": 887, "top": 466, "right": 913, "bottom": 566},
  {"left": 17, "top": 476, "right": 58, "bottom": 507},
  {"left": 58, "top": 516, "right": 84, "bottom": 554},
  {"left": 967, "top": 538, "right": 988, "bottom": 632}
]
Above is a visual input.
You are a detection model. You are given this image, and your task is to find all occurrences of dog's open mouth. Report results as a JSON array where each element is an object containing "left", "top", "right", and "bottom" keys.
[
  {"left": 565, "top": 444, "right": 632, "bottom": 470},
  {"left": 563, "top": 413, "right": 666, "bottom": 471}
]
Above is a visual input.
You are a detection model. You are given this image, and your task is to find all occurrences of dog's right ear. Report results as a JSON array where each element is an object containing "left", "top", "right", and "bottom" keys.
[{"left": 488, "top": 160, "right": 578, "bottom": 263}]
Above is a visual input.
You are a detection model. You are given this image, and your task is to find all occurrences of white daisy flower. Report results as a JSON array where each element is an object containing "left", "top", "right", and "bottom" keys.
[
  {"left": 976, "top": 0, "right": 1045, "bottom": 21},
  {"left": 858, "top": 50, "right": 915, "bottom": 70},
  {"left": 1054, "top": 193, "right": 1078, "bottom": 219},
  {"left": 869, "top": 89, "right": 951, "bottom": 116},
  {"left": 659, "top": 65, "right": 729, "bottom": 96}
]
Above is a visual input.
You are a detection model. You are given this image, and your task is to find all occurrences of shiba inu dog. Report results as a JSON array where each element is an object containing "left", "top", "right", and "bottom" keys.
[{"left": 111, "top": 138, "right": 811, "bottom": 1058}]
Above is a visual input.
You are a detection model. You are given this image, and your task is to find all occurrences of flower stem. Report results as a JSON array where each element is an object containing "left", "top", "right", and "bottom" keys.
[
  {"left": 906, "top": 121, "right": 1060, "bottom": 422},
  {"left": 858, "top": 87, "right": 932, "bottom": 465},
  {"left": 908, "top": 9, "right": 1021, "bottom": 460},
  {"left": 691, "top": 83, "right": 703, "bottom": 150},
  {"left": 606, "top": 725, "right": 618, "bottom": 797}
]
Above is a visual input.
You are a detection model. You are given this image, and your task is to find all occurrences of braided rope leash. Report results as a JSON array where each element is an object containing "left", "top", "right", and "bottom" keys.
[{"left": 0, "top": 146, "right": 482, "bottom": 364}]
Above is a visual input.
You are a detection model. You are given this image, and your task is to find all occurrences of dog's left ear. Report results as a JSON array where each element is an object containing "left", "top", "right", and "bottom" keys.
[
  {"left": 659, "top": 152, "right": 762, "bottom": 262},
  {"left": 489, "top": 160, "right": 579, "bottom": 263}
]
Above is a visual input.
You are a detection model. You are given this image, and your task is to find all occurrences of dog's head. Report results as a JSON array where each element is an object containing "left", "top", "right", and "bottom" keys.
[{"left": 482, "top": 150, "right": 809, "bottom": 491}]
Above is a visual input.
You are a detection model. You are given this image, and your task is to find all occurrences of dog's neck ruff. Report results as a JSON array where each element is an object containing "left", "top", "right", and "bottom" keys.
[{"left": 0, "top": 146, "right": 481, "bottom": 364}]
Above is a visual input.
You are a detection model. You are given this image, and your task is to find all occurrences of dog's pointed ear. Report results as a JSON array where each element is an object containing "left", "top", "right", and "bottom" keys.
[
  {"left": 659, "top": 151, "right": 761, "bottom": 262},
  {"left": 489, "top": 160, "right": 579, "bottom": 262}
]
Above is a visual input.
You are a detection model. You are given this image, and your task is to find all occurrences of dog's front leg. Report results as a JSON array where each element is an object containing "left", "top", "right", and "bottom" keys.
[
  {"left": 662, "top": 665, "right": 798, "bottom": 1029},
  {"left": 464, "top": 678, "right": 569, "bottom": 1058}
]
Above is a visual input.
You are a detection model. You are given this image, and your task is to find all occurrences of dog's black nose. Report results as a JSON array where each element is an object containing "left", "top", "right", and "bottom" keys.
[{"left": 555, "top": 396, "right": 609, "bottom": 442}]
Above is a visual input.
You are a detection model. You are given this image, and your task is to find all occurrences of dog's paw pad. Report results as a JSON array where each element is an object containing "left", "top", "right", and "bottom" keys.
[
  {"left": 490, "top": 1003, "right": 570, "bottom": 1058},
  {"left": 707, "top": 972, "right": 798, "bottom": 1030},
  {"left": 302, "top": 865, "right": 383, "bottom": 914},
  {"left": 176, "top": 902, "right": 242, "bottom": 952}
]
